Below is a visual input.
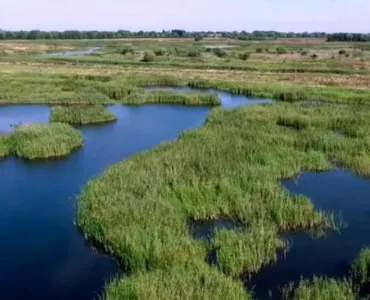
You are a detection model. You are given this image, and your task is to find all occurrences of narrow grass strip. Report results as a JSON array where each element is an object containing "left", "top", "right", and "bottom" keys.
[
  {"left": 50, "top": 105, "right": 117, "bottom": 125},
  {"left": 125, "top": 91, "right": 221, "bottom": 106}
]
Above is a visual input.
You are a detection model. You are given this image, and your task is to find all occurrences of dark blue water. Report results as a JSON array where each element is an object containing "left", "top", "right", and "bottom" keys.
[
  {"left": 2, "top": 93, "right": 367, "bottom": 300},
  {"left": 0, "top": 104, "right": 210, "bottom": 300},
  {"left": 250, "top": 169, "right": 370, "bottom": 300},
  {"left": 0, "top": 105, "right": 50, "bottom": 133},
  {"left": 146, "top": 86, "right": 273, "bottom": 109},
  {"left": 190, "top": 219, "right": 244, "bottom": 240},
  {"left": 0, "top": 90, "right": 270, "bottom": 300}
]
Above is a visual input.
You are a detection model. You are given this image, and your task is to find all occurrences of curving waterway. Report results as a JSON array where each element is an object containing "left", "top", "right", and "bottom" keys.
[
  {"left": 1, "top": 90, "right": 369, "bottom": 300},
  {"left": 0, "top": 91, "right": 269, "bottom": 299}
]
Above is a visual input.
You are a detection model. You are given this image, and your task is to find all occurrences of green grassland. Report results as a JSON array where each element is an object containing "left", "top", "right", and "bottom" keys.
[
  {"left": 2, "top": 38, "right": 370, "bottom": 75},
  {"left": 0, "top": 71, "right": 370, "bottom": 106}
]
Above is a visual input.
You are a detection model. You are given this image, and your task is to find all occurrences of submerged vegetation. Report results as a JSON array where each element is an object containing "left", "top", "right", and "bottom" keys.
[
  {"left": 8, "top": 123, "right": 83, "bottom": 159},
  {"left": 50, "top": 105, "right": 117, "bottom": 125}
]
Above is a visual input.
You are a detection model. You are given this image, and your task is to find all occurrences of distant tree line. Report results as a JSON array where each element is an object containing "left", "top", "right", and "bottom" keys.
[
  {"left": 326, "top": 33, "right": 370, "bottom": 42},
  {"left": 0, "top": 29, "right": 368, "bottom": 41}
]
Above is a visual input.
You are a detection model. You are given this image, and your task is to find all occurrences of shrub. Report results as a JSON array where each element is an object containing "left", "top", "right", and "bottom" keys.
[
  {"left": 239, "top": 52, "right": 251, "bottom": 61},
  {"left": 301, "top": 50, "right": 309, "bottom": 56},
  {"left": 352, "top": 49, "right": 363, "bottom": 58},
  {"left": 311, "top": 53, "right": 318, "bottom": 59},
  {"left": 154, "top": 48, "right": 166, "bottom": 56},
  {"left": 276, "top": 47, "right": 288, "bottom": 55},
  {"left": 213, "top": 48, "right": 227, "bottom": 58},
  {"left": 194, "top": 36, "right": 203, "bottom": 42},
  {"left": 142, "top": 51, "right": 155, "bottom": 62},
  {"left": 256, "top": 47, "right": 264, "bottom": 53},
  {"left": 338, "top": 49, "right": 347, "bottom": 55},
  {"left": 173, "top": 47, "right": 186, "bottom": 56},
  {"left": 120, "top": 47, "right": 134, "bottom": 55},
  {"left": 187, "top": 49, "right": 201, "bottom": 57}
]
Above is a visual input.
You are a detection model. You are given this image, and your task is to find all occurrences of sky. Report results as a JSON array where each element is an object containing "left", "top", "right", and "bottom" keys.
[{"left": 1, "top": 0, "right": 369, "bottom": 32}]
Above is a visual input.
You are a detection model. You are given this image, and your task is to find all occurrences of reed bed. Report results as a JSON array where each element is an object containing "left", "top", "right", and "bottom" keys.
[
  {"left": 46, "top": 55, "right": 370, "bottom": 76},
  {"left": 9, "top": 123, "right": 83, "bottom": 159},
  {"left": 0, "top": 135, "right": 10, "bottom": 158},
  {"left": 212, "top": 226, "right": 285, "bottom": 276},
  {"left": 351, "top": 247, "right": 370, "bottom": 287},
  {"left": 2, "top": 38, "right": 370, "bottom": 299},
  {"left": 104, "top": 261, "right": 252, "bottom": 300},
  {"left": 1, "top": 72, "right": 370, "bottom": 106},
  {"left": 283, "top": 277, "right": 355, "bottom": 300},
  {"left": 50, "top": 105, "right": 117, "bottom": 125},
  {"left": 77, "top": 102, "right": 370, "bottom": 298},
  {"left": 125, "top": 91, "right": 220, "bottom": 106}
]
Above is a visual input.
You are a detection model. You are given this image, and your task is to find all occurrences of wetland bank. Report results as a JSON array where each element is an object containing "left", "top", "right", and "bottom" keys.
[{"left": 1, "top": 36, "right": 370, "bottom": 299}]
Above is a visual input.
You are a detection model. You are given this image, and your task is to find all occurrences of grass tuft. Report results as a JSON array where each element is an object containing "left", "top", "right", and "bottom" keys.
[
  {"left": 104, "top": 261, "right": 252, "bottom": 300},
  {"left": 283, "top": 277, "right": 355, "bottom": 300},
  {"left": 50, "top": 105, "right": 117, "bottom": 125},
  {"left": 125, "top": 91, "right": 221, "bottom": 106},
  {"left": 212, "top": 226, "right": 285, "bottom": 276},
  {"left": 351, "top": 247, "right": 370, "bottom": 286},
  {"left": 10, "top": 123, "right": 83, "bottom": 159},
  {"left": 0, "top": 135, "right": 11, "bottom": 158}
]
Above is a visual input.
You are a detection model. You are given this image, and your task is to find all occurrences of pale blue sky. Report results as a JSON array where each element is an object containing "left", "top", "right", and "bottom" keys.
[{"left": 1, "top": 0, "right": 369, "bottom": 32}]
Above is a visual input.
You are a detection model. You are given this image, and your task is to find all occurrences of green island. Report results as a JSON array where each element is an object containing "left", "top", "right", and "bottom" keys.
[
  {"left": 2, "top": 123, "right": 83, "bottom": 160},
  {"left": 1, "top": 35, "right": 370, "bottom": 299},
  {"left": 50, "top": 105, "right": 117, "bottom": 125}
]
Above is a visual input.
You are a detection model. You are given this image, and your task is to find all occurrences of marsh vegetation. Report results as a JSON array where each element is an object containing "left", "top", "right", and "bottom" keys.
[
  {"left": 1, "top": 37, "right": 370, "bottom": 299},
  {"left": 3, "top": 123, "right": 83, "bottom": 159},
  {"left": 50, "top": 105, "right": 117, "bottom": 125},
  {"left": 0, "top": 135, "right": 10, "bottom": 157},
  {"left": 78, "top": 101, "right": 370, "bottom": 299}
]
